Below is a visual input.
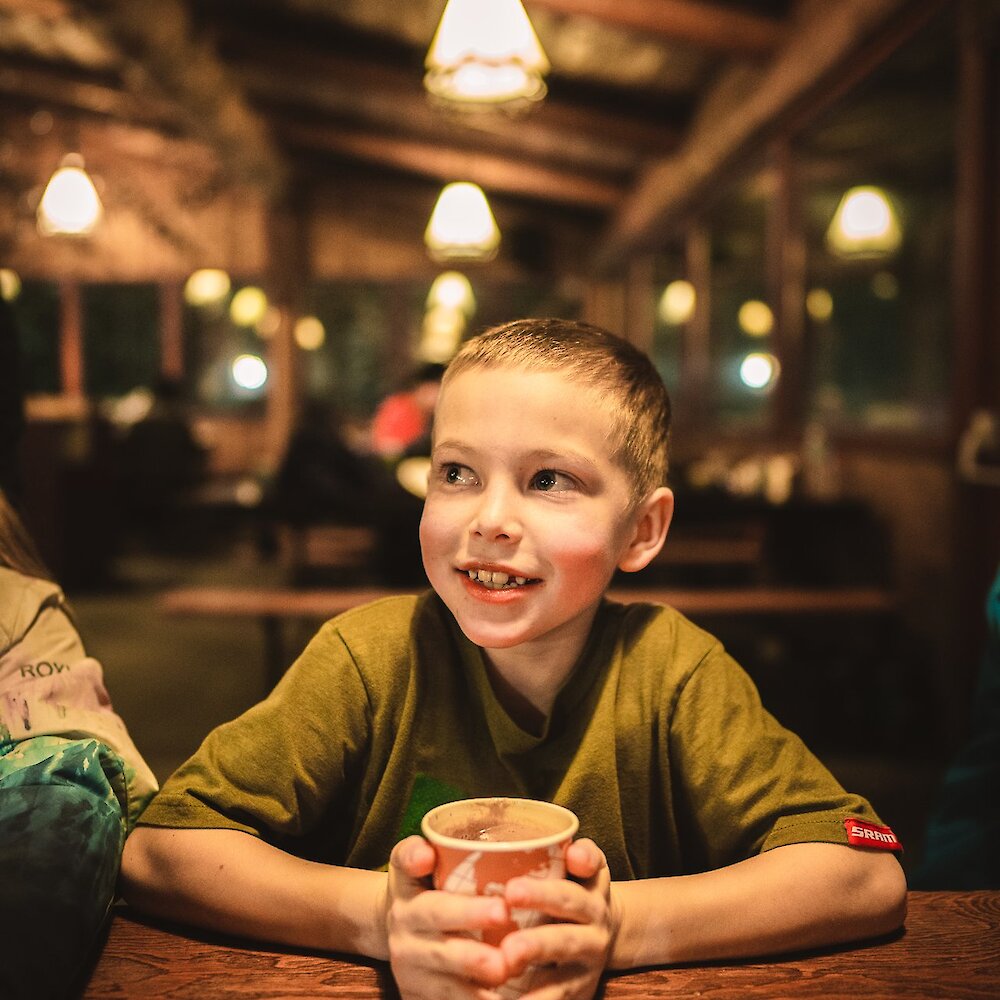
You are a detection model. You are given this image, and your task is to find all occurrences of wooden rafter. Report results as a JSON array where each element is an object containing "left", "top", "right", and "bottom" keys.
[
  {"left": 278, "top": 121, "right": 622, "bottom": 210},
  {"left": 527, "top": 0, "right": 788, "bottom": 55},
  {"left": 218, "top": 25, "right": 680, "bottom": 168},
  {"left": 72, "top": 0, "right": 286, "bottom": 194}
]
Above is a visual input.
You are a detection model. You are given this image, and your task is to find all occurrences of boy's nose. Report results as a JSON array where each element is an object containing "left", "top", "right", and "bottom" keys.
[{"left": 470, "top": 486, "right": 522, "bottom": 543}]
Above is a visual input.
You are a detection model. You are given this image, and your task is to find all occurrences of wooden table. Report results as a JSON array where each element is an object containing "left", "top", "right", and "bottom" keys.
[
  {"left": 158, "top": 584, "right": 896, "bottom": 688},
  {"left": 80, "top": 891, "right": 998, "bottom": 998}
]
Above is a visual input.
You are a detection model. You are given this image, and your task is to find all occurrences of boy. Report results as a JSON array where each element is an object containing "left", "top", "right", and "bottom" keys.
[{"left": 122, "top": 319, "right": 906, "bottom": 1000}]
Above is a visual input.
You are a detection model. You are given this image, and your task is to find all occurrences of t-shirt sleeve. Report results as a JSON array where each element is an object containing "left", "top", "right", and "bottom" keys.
[
  {"left": 668, "top": 643, "right": 886, "bottom": 869},
  {"left": 138, "top": 620, "right": 371, "bottom": 839}
]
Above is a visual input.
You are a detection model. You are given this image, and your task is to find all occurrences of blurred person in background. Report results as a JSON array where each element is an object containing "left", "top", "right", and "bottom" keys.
[
  {"left": 269, "top": 399, "right": 425, "bottom": 587},
  {"left": 0, "top": 488, "right": 158, "bottom": 999},
  {"left": 370, "top": 363, "right": 445, "bottom": 461},
  {"left": 913, "top": 561, "right": 1000, "bottom": 889},
  {"left": 117, "top": 376, "right": 207, "bottom": 549}
]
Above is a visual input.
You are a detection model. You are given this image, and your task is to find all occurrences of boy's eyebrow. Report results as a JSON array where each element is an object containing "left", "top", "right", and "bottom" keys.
[
  {"left": 432, "top": 438, "right": 472, "bottom": 454},
  {"left": 433, "top": 442, "right": 601, "bottom": 475},
  {"left": 524, "top": 448, "right": 599, "bottom": 472}
]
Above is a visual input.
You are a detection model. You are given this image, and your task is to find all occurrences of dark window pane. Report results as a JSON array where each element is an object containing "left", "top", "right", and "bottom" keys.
[
  {"left": 12, "top": 281, "right": 60, "bottom": 394},
  {"left": 83, "top": 283, "right": 160, "bottom": 397}
]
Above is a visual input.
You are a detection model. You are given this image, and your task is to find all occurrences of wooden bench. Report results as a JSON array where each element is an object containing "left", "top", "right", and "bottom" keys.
[{"left": 158, "top": 584, "right": 897, "bottom": 688}]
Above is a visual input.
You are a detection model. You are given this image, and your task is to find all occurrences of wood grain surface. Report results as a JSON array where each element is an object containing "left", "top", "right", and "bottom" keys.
[{"left": 81, "top": 891, "right": 999, "bottom": 998}]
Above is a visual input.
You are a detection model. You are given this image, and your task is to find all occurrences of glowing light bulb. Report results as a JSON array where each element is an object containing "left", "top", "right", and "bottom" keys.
[
  {"left": 229, "top": 287, "right": 268, "bottom": 326},
  {"left": 294, "top": 315, "right": 325, "bottom": 350},
  {"left": 0, "top": 269, "right": 21, "bottom": 301},
  {"left": 425, "top": 182, "right": 500, "bottom": 262},
  {"left": 427, "top": 271, "right": 476, "bottom": 314},
  {"left": 37, "top": 154, "right": 103, "bottom": 235},
  {"left": 740, "top": 352, "right": 780, "bottom": 390},
  {"left": 184, "top": 269, "right": 231, "bottom": 307},
  {"left": 826, "top": 186, "right": 901, "bottom": 257},
  {"left": 231, "top": 354, "right": 268, "bottom": 390},
  {"left": 738, "top": 300, "right": 773, "bottom": 337},
  {"left": 657, "top": 280, "right": 696, "bottom": 325},
  {"left": 806, "top": 288, "right": 834, "bottom": 322},
  {"left": 425, "top": 0, "right": 549, "bottom": 109}
]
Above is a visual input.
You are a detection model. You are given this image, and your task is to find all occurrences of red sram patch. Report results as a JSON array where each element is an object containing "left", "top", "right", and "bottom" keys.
[{"left": 844, "top": 818, "right": 902, "bottom": 852}]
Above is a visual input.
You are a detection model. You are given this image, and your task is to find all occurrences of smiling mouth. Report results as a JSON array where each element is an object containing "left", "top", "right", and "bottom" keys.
[{"left": 463, "top": 568, "right": 538, "bottom": 591}]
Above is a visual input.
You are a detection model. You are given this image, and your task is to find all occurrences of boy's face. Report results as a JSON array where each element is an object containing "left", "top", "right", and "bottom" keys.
[{"left": 420, "top": 366, "right": 642, "bottom": 661}]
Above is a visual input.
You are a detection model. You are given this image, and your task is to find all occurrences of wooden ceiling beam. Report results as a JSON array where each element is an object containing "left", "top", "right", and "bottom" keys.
[
  {"left": 72, "top": 0, "right": 287, "bottom": 194},
  {"left": 277, "top": 121, "right": 622, "bottom": 210},
  {"left": 0, "top": 58, "right": 178, "bottom": 124},
  {"left": 220, "top": 25, "right": 679, "bottom": 159},
  {"left": 595, "top": 0, "right": 939, "bottom": 267},
  {"left": 526, "top": 0, "right": 788, "bottom": 55}
]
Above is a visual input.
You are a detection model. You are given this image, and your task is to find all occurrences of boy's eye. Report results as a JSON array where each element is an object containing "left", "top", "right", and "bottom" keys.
[
  {"left": 531, "top": 469, "right": 574, "bottom": 492},
  {"left": 442, "top": 463, "right": 476, "bottom": 486}
]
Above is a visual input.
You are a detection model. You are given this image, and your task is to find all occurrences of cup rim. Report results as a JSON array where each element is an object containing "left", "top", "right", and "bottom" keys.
[{"left": 421, "top": 796, "right": 579, "bottom": 853}]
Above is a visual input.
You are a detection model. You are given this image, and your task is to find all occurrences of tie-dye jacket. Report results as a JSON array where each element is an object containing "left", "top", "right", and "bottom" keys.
[{"left": 0, "top": 566, "right": 158, "bottom": 831}]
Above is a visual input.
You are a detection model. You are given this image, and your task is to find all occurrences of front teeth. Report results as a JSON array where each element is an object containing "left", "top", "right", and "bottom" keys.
[{"left": 468, "top": 569, "right": 529, "bottom": 590}]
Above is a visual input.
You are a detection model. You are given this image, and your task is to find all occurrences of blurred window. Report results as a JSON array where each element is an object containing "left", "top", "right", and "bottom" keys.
[
  {"left": 83, "top": 283, "right": 159, "bottom": 397},
  {"left": 11, "top": 280, "right": 60, "bottom": 394},
  {"left": 706, "top": 171, "right": 773, "bottom": 430},
  {"left": 797, "top": 16, "right": 955, "bottom": 435}
]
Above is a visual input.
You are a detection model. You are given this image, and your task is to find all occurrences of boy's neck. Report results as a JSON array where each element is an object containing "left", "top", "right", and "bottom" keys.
[{"left": 479, "top": 605, "right": 602, "bottom": 734}]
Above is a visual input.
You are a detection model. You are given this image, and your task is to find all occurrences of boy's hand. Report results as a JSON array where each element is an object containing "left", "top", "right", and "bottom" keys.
[
  {"left": 499, "top": 839, "right": 615, "bottom": 1000},
  {"left": 386, "top": 835, "right": 512, "bottom": 1000}
]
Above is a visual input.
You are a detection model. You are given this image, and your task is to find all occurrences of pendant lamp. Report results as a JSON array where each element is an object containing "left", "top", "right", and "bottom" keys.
[
  {"left": 425, "top": 0, "right": 549, "bottom": 111},
  {"left": 424, "top": 182, "right": 501, "bottom": 263},
  {"left": 37, "top": 153, "right": 103, "bottom": 236},
  {"left": 826, "top": 186, "right": 901, "bottom": 258}
]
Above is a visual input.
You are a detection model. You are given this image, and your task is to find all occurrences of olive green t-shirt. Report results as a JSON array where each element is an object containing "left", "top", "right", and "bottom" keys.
[{"left": 139, "top": 592, "right": 884, "bottom": 878}]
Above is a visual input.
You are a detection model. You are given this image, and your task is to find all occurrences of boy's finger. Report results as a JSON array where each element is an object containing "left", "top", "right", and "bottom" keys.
[
  {"left": 500, "top": 922, "right": 607, "bottom": 976},
  {"left": 388, "top": 835, "right": 436, "bottom": 898},
  {"left": 564, "top": 838, "right": 608, "bottom": 882},
  {"left": 506, "top": 875, "right": 590, "bottom": 920},
  {"left": 394, "top": 931, "right": 509, "bottom": 989},
  {"left": 405, "top": 890, "right": 509, "bottom": 934}
]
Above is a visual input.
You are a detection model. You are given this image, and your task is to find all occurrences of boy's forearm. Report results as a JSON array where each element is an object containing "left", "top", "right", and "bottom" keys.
[
  {"left": 120, "top": 827, "right": 390, "bottom": 960},
  {"left": 609, "top": 842, "right": 906, "bottom": 970}
]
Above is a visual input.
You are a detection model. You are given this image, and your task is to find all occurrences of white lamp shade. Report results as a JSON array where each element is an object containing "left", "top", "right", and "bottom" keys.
[
  {"left": 826, "top": 186, "right": 902, "bottom": 257},
  {"left": 427, "top": 270, "right": 476, "bottom": 314},
  {"left": 37, "top": 154, "right": 103, "bottom": 235},
  {"left": 425, "top": 0, "right": 549, "bottom": 106},
  {"left": 425, "top": 182, "right": 501, "bottom": 262}
]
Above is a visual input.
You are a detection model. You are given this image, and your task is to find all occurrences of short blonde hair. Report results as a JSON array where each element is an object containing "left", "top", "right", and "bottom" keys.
[{"left": 443, "top": 319, "right": 671, "bottom": 503}]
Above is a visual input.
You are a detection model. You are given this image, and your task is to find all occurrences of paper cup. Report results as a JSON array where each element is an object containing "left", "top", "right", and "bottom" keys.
[{"left": 421, "top": 796, "right": 579, "bottom": 947}]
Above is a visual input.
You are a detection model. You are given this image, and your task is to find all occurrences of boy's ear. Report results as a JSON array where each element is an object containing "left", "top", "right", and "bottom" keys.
[{"left": 618, "top": 487, "right": 674, "bottom": 574}]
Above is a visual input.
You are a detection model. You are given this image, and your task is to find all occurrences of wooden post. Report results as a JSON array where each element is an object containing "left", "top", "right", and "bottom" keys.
[
  {"left": 159, "top": 281, "right": 184, "bottom": 382},
  {"left": 767, "top": 139, "right": 806, "bottom": 438},
  {"left": 582, "top": 277, "right": 627, "bottom": 338},
  {"left": 59, "top": 280, "right": 84, "bottom": 398},
  {"left": 264, "top": 199, "right": 309, "bottom": 473},
  {"left": 681, "top": 225, "right": 711, "bottom": 431},
  {"left": 624, "top": 254, "right": 655, "bottom": 353}
]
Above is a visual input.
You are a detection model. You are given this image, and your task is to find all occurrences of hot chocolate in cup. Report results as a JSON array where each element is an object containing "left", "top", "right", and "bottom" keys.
[{"left": 421, "top": 796, "right": 579, "bottom": 948}]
